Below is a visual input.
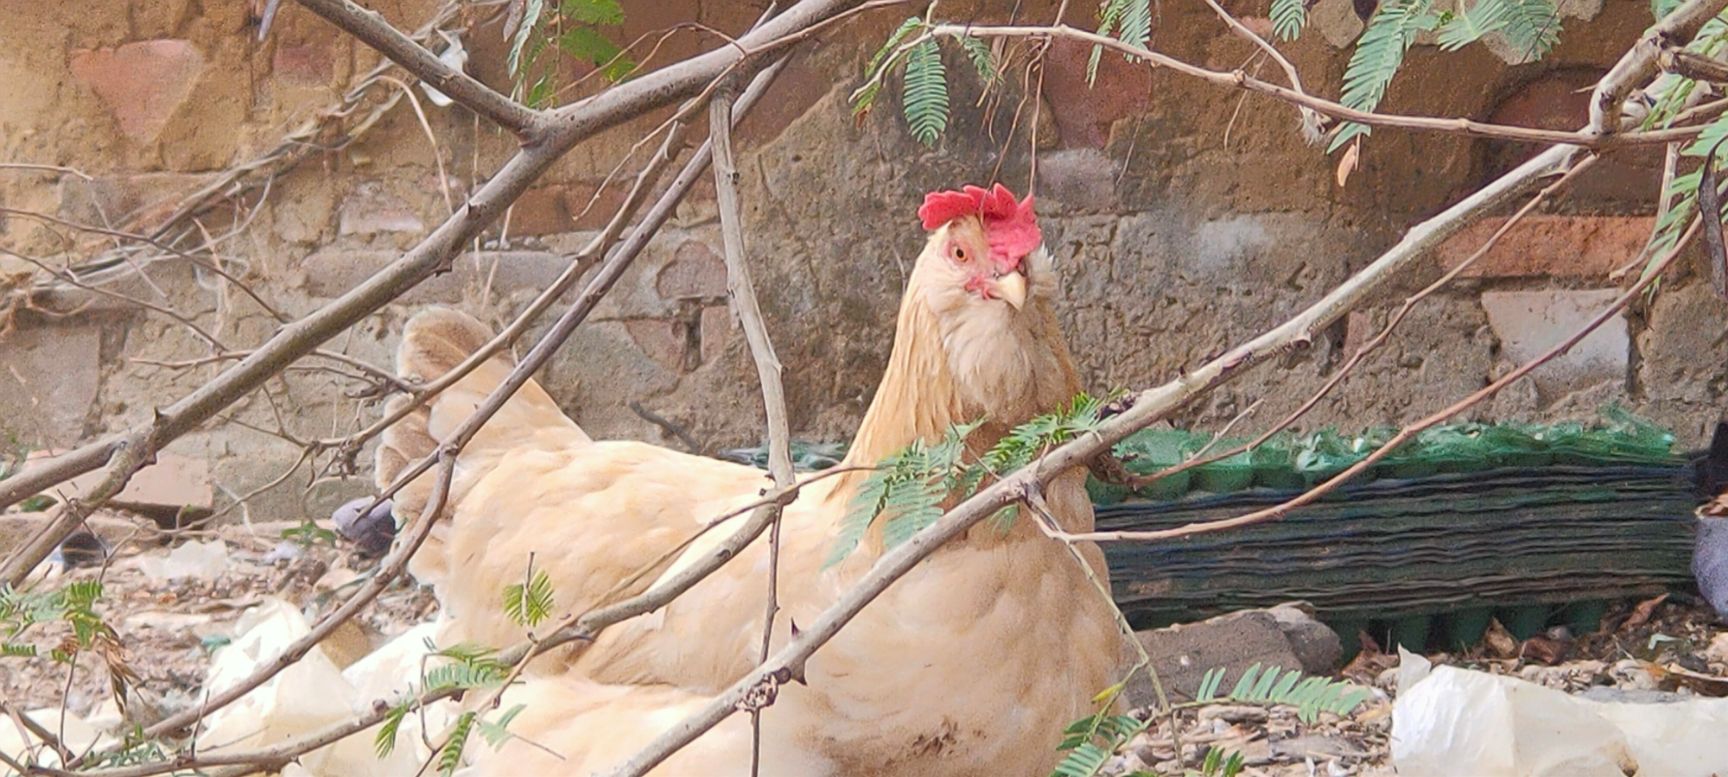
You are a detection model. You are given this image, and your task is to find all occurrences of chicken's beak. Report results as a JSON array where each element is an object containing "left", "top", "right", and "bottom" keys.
[{"left": 992, "top": 271, "right": 1027, "bottom": 310}]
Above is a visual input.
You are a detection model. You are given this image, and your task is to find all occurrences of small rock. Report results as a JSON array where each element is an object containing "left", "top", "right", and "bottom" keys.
[
  {"left": 1127, "top": 605, "right": 1342, "bottom": 706},
  {"left": 262, "top": 540, "right": 305, "bottom": 565},
  {"left": 1577, "top": 687, "right": 1691, "bottom": 704}
]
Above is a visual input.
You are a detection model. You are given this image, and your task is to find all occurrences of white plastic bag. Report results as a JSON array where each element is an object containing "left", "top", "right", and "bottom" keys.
[{"left": 1392, "top": 648, "right": 1728, "bottom": 776}]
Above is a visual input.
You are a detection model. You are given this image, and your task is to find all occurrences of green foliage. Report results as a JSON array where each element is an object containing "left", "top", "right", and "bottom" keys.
[
  {"left": 827, "top": 393, "right": 1112, "bottom": 565},
  {"left": 903, "top": 39, "right": 950, "bottom": 147},
  {"left": 957, "top": 34, "right": 998, "bottom": 84},
  {"left": 507, "top": 0, "right": 634, "bottom": 108},
  {"left": 852, "top": 17, "right": 925, "bottom": 118},
  {"left": 1271, "top": 0, "right": 1308, "bottom": 41},
  {"left": 1053, "top": 709, "right": 1147, "bottom": 777},
  {"left": 438, "top": 711, "right": 477, "bottom": 776},
  {"left": 1196, "top": 746, "right": 1248, "bottom": 777},
  {"left": 1497, "top": 0, "right": 1561, "bottom": 58},
  {"left": 17, "top": 494, "right": 55, "bottom": 512},
  {"left": 502, "top": 567, "right": 556, "bottom": 628},
  {"left": 281, "top": 518, "right": 337, "bottom": 549},
  {"left": 1436, "top": 0, "right": 1510, "bottom": 51},
  {"left": 2, "top": 580, "right": 114, "bottom": 663},
  {"left": 1088, "top": 0, "right": 1153, "bottom": 83},
  {"left": 1198, "top": 663, "right": 1373, "bottom": 724},
  {"left": 375, "top": 701, "right": 411, "bottom": 758},
  {"left": 1653, "top": 0, "right": 1684, "bottom": 18},
  {"left": 477, "top": 703, "right": 526, "bottom": 748},
  {"left": 1052, "top": 665, "right": 1370, "bottom": 776},
  {"left": 1330, "top": 0, "right": 1440, "bottom": 152}
]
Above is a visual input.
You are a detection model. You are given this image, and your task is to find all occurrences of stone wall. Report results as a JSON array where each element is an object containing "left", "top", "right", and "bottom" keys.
[{"left": 0, "top": 0, "right": 1721, "bottom": 521}]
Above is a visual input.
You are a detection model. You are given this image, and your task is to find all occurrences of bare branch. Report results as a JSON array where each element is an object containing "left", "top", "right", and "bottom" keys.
[
  {"left": 938, "top": 23, "right": 1707, "bottom": 148},
  {"left": 708, "top": 82, "right": 795, "bottom": 777},
  {"left": 0, "top": 0, "right": 866, "bottom": 581},
  {"left": 1591, "top": 0, "right": 1728, "bottom": 135},
  {"left": 292, "top": 0, "right": 541, "bottom": 136}
]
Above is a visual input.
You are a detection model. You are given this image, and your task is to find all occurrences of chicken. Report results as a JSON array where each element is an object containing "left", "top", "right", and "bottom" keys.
[{"left": 376, "top": 183, "right": 1121, "bottom": 775}]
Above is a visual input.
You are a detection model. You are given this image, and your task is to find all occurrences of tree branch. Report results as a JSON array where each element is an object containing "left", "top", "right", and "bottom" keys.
[
  {"left": 937, "top": 23, "right": 1711, "bottom": 147},
  {"left": 1590, "top": 0, "right": 1728, "bottom": 135},
  {"left": 292, "top": 0, "right": 541, "bottom": 136},
  {"left": 708, "top": 82, "right": 796, "bottom": 777},
  {"left": 0, "top": 0, "right": 866, "bottom": 584}
]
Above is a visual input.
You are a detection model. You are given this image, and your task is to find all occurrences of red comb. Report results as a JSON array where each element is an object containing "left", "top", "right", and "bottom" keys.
[{"left": 917, "top": 183, "right": 1041, "bottom": 271}]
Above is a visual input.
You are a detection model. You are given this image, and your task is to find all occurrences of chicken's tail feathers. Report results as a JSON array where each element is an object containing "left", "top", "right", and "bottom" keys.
[{"left": 375, "top": 306, "right": 587, "bottom": 522}]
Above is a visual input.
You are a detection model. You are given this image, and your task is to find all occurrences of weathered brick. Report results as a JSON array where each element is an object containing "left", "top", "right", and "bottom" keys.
[
  {"left": 301, "top": 250, "right": 569, "bottom": 301},
  {"left": 1037, "top": 148, "right": 1119, "bottom": 213},
  {"left": 507, "top": 186, "right": 573, "bottom": 236},
  {"left": 69, "top": 40, "right": 205, "bottom": 141},
  {"left": 700, "top": 305, "right": 733, "bottom": 364},
  {"left": 24, "top": 449, "right": 212, "bottom": 509},
  {"left": 625, "top": 317, "right": 691, "bottom": 371},
  {"left": 273, "top": 43, "right": 333, "bottom": 86},
  {"left": 1481, "top": 289, "right": 1628, "bottom": 397},
  {"left": 1434, "top": 215, "right": 1653, "bottom": 279},
  {"left": 1639, "top": 281, "right": 1728, "bottom": 403},
  {"left": 1038, "top": 38, "right": 1152, "bottom": 148},
  {"left": 338, "top": 182, "right": 424, "bottom": 235},
  {"left": 656, "top": 240, "right": 727, "bottom": 300},
  {"left": 0, "top": 324, "right": 101, "bottom": 449}
]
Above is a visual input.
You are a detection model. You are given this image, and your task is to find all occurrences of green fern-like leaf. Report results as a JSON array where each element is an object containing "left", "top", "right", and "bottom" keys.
[
  {"left": 956, "top": 33, "right": 997, "bottom": 84},
  {"left": 1328, "top": 0, "right": 1438, "bottom": 152},
  {"left": 423, "top": 662, "right": 506, "bottom": 692},
  {"left": 1092, "top": 0, "right": 1147, "bottom": 82},
  {"left": 438, "top": 711, "right": 476, "bottom": 777},
  {"left": 559, "top": 26, "right": 635, "bottom": 82},
  {"left": 881, "top": 478, "right": 944, "bottom": 549},
  {"left": 853, "top": 17, "right": 924, "bottom": 116},
  {"left": 903, "top": 39, "right": 950, "bottom": 147},
  {"left": 1271, "top": 0, "right": 1308, "bottom": 41},
  {"left": 1, "top": 642, "right": 36, "bottom": 657},
  {"left": 1652, "top": 0, "right": 1683, "bottom": 18},
  {"left": 1052, "top": 741, "right": 1114, "bottom": 777},
  {"left": 1498, "top": 0, "right": 1560, "bottom": 59},
  {"left": 502, "top": 568, "right": 555, "bottom": 628},
  {"left": 478, "top": 704, "right": 526, "bottom": 749},
  {"left": 1117, "top": 0, "right": 1153, "bottom": 52},
  {"left": 374, "top": 701, "right": 410, "bottom": 758},
  {"left": 1435, "top": 0, "right": 1508, "bottom": 50}
]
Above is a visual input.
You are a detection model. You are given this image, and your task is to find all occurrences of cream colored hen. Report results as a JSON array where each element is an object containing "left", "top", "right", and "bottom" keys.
[{"left": 377, "top": 184, "right": 1121, "bottom": 776}]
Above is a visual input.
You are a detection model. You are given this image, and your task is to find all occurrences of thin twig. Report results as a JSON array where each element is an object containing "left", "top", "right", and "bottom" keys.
[{"left": 936, "top": 23, "right": 1710, "bottom": 148}]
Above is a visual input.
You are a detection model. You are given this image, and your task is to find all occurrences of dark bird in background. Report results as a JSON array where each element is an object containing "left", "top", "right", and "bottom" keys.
[
  {"left": 1692, "top": 422, "right": 1728, "bottom": 621},
  {"left": 331, "top": 497, "right": 395, "bottom": 558},
  {"left": 52, "top": 529, "right": 110, "bottom": 570}
]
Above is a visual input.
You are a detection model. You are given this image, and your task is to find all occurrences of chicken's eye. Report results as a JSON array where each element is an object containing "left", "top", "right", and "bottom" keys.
[{"left": 950, "top": 243, "right": 969, "bottom": 263}]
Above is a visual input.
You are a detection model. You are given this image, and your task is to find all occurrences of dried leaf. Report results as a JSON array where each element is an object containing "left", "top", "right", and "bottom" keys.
[
  {"left": 1698, "top": 136, "right": 1728, "bottom": 301},
  {"left": 1483, "top": 618, "right": 1518, "bottom": 658},
  {"left": 1518, "top": 634, "right": 1571, "bottom": 665},
  {"left": 1336, "top": 140, "right": 1361, "bottom": 187},
  {"left": 1619, "top": 592, "right": 1671, "bottom": 633}
]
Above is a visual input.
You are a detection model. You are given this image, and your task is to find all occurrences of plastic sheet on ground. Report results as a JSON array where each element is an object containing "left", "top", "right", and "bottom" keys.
[
  {"left": 136, "top": 539, "right": 231, "bottom": 582},
  {"left": 197, "top": 597, "right": 445, "bottom": 776},
  {"left": 1392, "top": 648, "right": 1728, "bottom": 776}
]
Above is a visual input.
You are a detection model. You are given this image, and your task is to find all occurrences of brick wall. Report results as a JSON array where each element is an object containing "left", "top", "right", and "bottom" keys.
[{"left": 0, "top": 0, "right": 1720, "bottom": 522}]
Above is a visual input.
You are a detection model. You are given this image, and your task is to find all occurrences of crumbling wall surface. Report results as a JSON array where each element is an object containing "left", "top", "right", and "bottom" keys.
[{"left": 0, "top": 0, "right": 1716, "bottom": 521}]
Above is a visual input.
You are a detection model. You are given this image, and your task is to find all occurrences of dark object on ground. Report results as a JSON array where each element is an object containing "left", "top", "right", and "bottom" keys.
[
  {"left": 331, "top": 497, "right": 395, "bottom": 557},
  {"left": 1125, "top": 603, "right": 1342, "bottom": 707},
  {"left": 1695, "top": 516, "right": 1728, "bottom": 621},
  {"left": 53, "top": 529, "right": 110, "bottom": 569}
]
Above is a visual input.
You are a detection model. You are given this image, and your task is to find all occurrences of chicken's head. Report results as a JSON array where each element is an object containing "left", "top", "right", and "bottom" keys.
[{"left": 914, "top": 182, "right": 1046, "bottom": 316}]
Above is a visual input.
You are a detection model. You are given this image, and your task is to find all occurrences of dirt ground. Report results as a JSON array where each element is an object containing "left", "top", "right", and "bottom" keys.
[{"left": 4, "top": 522, "right": 1726, "bottom": 776}]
